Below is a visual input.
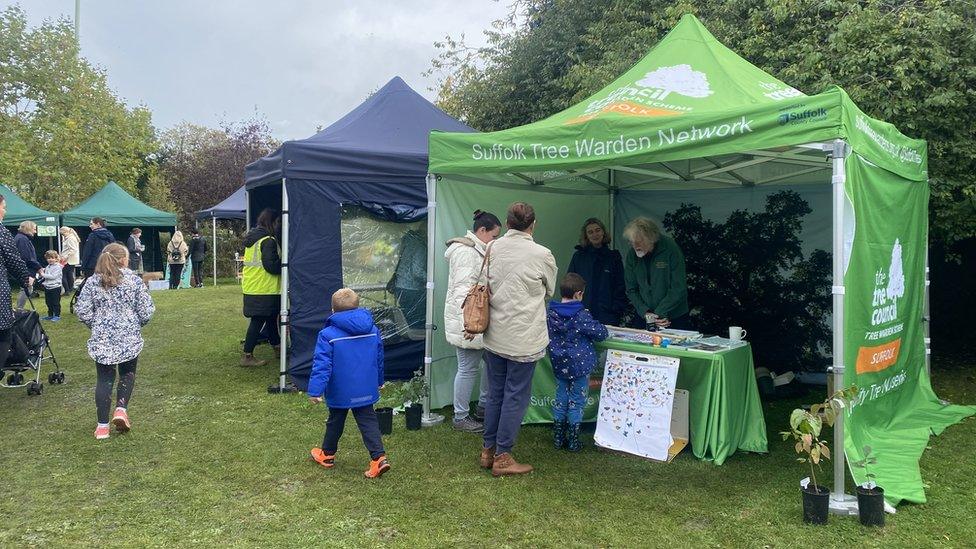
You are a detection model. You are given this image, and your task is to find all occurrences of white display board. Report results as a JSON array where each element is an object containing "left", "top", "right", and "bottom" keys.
[{"left": 594, "top": 350, "right": 680, "bottom": 461}]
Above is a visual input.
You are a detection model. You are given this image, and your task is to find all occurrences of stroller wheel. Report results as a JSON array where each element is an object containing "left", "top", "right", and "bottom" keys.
[
  {"left": 8, "top": 372, "right": 24, "bottom": 386},
  {"left": 56, "top": 372, "right": 65, "bottom": 384},
  {"left": 26, "top": 381, "right": 42, "bottom": 395},
  {"left": 48, "top": 373, "right": 57, "bottom": 384}
]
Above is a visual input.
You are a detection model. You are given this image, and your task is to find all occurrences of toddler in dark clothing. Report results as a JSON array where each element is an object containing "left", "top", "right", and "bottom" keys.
[
  {"left": 547, "top": 273, "right": 608, "bottom": 452},
  {"left": 308, "top": 288, "right": 390, "bottom": 478}
]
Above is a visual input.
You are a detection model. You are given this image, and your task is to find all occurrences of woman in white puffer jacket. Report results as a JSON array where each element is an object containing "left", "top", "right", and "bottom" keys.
[{"left": 444, "top": 210, "right": 501, "bottom": 433}]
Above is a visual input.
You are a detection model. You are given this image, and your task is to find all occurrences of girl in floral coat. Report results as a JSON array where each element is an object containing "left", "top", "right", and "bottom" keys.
[{"left": 75, "top": 243, "right": 155, "bottom": 440}]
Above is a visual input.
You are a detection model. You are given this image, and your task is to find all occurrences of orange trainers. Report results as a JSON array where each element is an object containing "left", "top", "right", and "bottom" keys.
[
  {"left": 94, "top": 424, "right": 110, "bottom": 440},
  {"left": 112, "top": 408, "right": 131, "bottom": 433},
  {"left": 310, "top": 448, "right": 335, "bottom": 469},
  {"left": 364, "top": 455, "right": 390, "bottom": 479}
]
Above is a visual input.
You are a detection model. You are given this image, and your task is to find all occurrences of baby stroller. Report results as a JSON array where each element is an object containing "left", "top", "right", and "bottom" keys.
[{"left": 1, "top": 303, "right": 63, "bottom": 395}]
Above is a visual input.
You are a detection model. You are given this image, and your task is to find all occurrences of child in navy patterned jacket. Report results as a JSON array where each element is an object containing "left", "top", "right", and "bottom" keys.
[
  {"left": 307, "top": 288, "right": 390, "bottom": 479},
  {"left": 547, "top": 273, "right": 608, "bottom": 452}
]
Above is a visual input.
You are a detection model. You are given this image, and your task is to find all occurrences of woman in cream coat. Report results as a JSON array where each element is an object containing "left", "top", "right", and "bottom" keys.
[
  {"left": 60, "top": 227, "right": 81, "bottom": 293},
  {"left": 478, "top": 202, "right": 556, "bottom": 477},
  {"left": 444, "top": 210, "right": 502, "bottom": 433}
]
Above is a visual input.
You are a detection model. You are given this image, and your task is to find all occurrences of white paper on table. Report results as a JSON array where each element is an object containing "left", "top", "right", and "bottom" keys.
[{"left": 594, "top": 350, "right": 680, "bottom": 461}]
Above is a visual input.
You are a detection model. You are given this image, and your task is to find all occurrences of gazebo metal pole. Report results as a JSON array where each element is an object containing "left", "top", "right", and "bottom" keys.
[
  {"left": 829, "top": 139, "right": 857, "bottom": 515},
  {"left": 269, "top": 178, "right": 296, "bottom": 393},
  {"left": 212, "top": 216, "right": 217, "bottom": 286},
  {"left": 422, "top": 173, "right": 443, "bottom": 427},
  {"left": 924, "top": 250, "right": 931, "bottom": 377}
]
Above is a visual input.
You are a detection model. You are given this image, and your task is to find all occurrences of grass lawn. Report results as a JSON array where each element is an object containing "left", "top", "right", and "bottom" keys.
[{"left": 1, "top": 285, "right": 974, "bottom": 547}]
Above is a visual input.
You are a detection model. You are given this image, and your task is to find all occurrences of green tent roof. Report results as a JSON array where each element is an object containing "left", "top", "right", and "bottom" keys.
[
  {"left": 0, "top": 183, "right": 58, "bottom": 227},
  {"left": 61, "top": 181, "right": 177, "bottom": 227},
  {"left": 429, "top": 14, "right": 926, "bottom": 184}
]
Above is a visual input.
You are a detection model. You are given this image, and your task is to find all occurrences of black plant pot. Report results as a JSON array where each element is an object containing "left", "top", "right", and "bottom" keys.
[
  {"left": 405, "top": 403, "right": 423, "bottom": 431},
  {"left": 801, "top": 485, "right": 830, "bottom": 525},
  {"left": 376, "top": 407, "right": 393, "bottom": 435},
  {"left": 856, "top": 486, "right": 885, "bottom": 527}
]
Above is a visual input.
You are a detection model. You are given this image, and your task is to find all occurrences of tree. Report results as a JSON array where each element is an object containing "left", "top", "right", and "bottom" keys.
[
  {"left": 0, "top": 5, "right": 158, "bottom": 211},
  {"left": 155, "top": 117, "right": 278, "bottom": 227},
  {"left": 429, "top": 0, "right": 976, "bottom": 247}
]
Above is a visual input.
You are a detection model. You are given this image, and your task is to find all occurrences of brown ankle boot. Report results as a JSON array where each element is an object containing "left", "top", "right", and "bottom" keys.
[
  {"left": 491, "top": 452, "right": 533, "bottom": 477},
  {"left": 241, "top": 353, "right": 267, "bottom": 367},
  {"left": 480, "top": 446, "right": 495, "bottom": 469}
]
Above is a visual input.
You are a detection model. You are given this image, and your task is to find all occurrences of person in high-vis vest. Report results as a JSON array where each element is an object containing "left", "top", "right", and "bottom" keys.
[{"left": 241, "top": 208, "right": 282, "bottom": 367}]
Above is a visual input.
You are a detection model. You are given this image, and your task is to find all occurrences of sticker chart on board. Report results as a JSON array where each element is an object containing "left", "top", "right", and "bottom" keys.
[{"left": 595, "top": 350, "right": 680, "bottom": 461}]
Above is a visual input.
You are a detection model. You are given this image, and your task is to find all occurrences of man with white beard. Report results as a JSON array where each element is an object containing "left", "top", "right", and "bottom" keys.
[{"left": 622, "top": 217, "right": 690, "bottom": 330}]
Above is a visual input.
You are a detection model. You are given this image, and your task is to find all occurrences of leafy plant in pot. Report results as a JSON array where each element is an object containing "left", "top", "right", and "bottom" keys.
[
  {"left": 402, "top": 370, "right": 429, "bottom": 431},
  {"left": 375, "top": 383, "right": 403, "bottom": 435},
  {"left": 852, "top": 445, "right": 885, "bottom": 527},
  {"left": 781, "top": 385, "right": 858, "bottom": 525}
]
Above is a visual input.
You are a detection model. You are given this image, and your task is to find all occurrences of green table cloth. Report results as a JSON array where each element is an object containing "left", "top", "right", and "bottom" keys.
[{"left": 523, "top": 338, "right": 768, "bottom": 465}]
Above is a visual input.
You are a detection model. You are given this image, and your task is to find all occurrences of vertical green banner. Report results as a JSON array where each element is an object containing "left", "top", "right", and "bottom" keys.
[{"left": 843, "top": 154, "right": 974, "bottom": 505}]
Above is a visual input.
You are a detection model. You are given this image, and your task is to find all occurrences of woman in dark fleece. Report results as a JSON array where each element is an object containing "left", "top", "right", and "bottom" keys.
[{"left": 566, "top": 217, "right": 628, "bottom": 326}]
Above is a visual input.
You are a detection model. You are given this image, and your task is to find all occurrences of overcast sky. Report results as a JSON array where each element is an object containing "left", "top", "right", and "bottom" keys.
[{"left": 3, "top": 0, "right": 510, "bottom": 140}]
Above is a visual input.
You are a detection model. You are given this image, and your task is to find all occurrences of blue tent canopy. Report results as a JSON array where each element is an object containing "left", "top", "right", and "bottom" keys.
[
  {"left": 244, "top": 76, "right": 473, "bottom": 388},
  {"left": 196, "top": 186, "right": 246, "bottom": 220}
]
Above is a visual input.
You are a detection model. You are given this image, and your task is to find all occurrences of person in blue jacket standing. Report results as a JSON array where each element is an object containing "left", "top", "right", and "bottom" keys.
[
  {"left": 547, "top": 273, "right": 609, "bottom": 452},
  {"left": 307, "top": 288, "right": 390, "bottom": 479},
  {"left": 81, "top": 217, "right": 116, "bottom": 276}
]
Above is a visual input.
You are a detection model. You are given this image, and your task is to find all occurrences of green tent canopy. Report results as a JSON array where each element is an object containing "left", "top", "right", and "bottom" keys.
[
  {"left": 62, "top": 181, "right": 177, "bottom": 273},
  {"left": 424, "top": 14, "right": 973, "bottom": 506},
  {"left": 61, "top": 181, "right": 176, "bottom": 227},
  {"left": 0, "top": 183, "right": 58, "bottom": 228}
]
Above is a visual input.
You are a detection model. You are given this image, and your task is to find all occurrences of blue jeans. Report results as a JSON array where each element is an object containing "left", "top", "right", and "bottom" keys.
[
  {"left": 482, "top": 351, "right": 537, "bottom": 456},
  {"left": 553, "top": 376, "right": 589, "bottom": 424}
]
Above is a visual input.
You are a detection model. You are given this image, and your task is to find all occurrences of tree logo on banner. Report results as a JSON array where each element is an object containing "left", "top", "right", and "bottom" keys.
[
  {"left": 854, "top": 238, "right": 909, "bottom": 378},
  {"left": 635, "top": 64, "right": 714, "bottom": 100}
]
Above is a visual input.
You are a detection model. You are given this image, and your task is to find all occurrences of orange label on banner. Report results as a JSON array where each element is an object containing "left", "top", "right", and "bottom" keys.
[
  {"left": 856, "top": 339, "right": 902, "bottom": 374},
  {"left": 566, "top": 101, "right": 683, "bottom": 124}
]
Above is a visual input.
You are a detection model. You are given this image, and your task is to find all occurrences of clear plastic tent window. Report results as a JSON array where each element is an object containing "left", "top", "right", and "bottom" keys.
[{"left": 339, "top": 206, "right": 427, "bottom": 343}]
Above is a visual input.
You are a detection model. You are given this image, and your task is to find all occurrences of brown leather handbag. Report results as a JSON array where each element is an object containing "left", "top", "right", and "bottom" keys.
[{"left": 461, "top": 242, "right": 493, "bottom": 335}]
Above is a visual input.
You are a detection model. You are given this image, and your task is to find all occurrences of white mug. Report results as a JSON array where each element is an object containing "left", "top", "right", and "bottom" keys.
[{"left": 729, "top": 326, "right": 747, "bottom": 341}]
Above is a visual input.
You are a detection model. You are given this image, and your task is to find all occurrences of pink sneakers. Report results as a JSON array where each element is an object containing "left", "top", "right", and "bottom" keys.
[
  {"left": 112, "top": 408, "right": 131, "bottom": 433},
  {"left": 94, "top": 424, "right": 110, "bottom": 440}
]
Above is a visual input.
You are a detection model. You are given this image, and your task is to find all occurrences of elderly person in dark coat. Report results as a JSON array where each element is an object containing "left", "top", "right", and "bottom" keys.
[
  {"left": 14, "top": 220, "right": 42, "bottom": 309},
  {"left": 0, "top": 196, "right": 36, "bottom": 367}
]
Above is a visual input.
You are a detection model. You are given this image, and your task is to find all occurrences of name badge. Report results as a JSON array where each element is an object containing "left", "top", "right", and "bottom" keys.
[{"left": 655, "top": 261, "right": 667, "bottom": 269}]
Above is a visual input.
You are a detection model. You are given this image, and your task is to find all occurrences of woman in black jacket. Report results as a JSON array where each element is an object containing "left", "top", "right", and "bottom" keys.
[
  {"left": 0, "top": 196, "right": 36, "bottom": 368},
  {"left": 566, "top": 217, "right": 628, "bottom": 326}
]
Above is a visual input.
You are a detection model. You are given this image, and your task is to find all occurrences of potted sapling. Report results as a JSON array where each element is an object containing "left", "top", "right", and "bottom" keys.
[
  {"left": 852, "top": 446, "right": 885, "bottom": 527},
  {"left": 375, "top": 383, "right": 401, "bottom": 435},
  {"left": 781, "top": 385, "right": 858, "bottom": 525},
  {"left": 402, "top": 370, "right": 429, "bottom": 431}
]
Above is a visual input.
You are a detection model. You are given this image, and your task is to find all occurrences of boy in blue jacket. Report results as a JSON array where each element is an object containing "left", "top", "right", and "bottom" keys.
[
  {"left": 308, "top": 288, "right": 390, "bottom": 478},
  {"left": 547, "top": 273, "right": 609, "bottom": 452}
]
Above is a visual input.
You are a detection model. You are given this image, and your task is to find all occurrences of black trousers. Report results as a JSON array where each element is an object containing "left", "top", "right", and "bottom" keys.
[
  {"left": 95, "top": 358, "right": 138, "bottom": 424},
  {"left": 62, "top": 265, "right": 76, "bottom": 293},
  {"left": 323, "top": 406, "right": 385, "bottom": 460},
  {"left": 244, "top": 316, "right": 279, "bottom": 353},
  {"left": 44, "top": 287, "right": 61, "bottom": 318},
  {"left": 168, "top": 264, "right": 183, "bottom": 289},
  {"left": 0, "top": 328, "right": 12, "bottom": 370},
  {"left": 191, "top": 259, "right": 205, "bottom": 287}
]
